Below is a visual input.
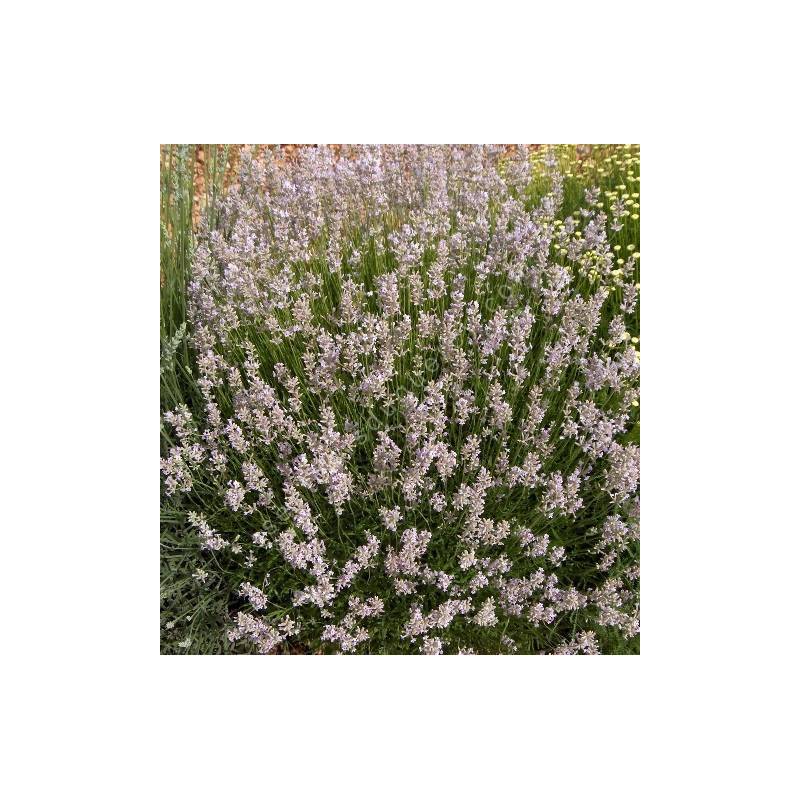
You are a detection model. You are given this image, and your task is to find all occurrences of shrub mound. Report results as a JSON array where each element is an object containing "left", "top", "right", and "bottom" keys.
[{"left": 160, "top": 144, "right": 640, "bottom": 654}]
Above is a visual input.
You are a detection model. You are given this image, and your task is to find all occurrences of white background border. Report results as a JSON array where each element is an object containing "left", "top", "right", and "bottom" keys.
[{"left": 2, "top": 2, "right": 797, "bottom": 797}]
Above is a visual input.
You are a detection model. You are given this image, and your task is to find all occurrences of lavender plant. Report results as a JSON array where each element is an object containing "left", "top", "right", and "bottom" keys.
[{"left": 160, "top": 144, "right": 640, "bottom": 654}]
